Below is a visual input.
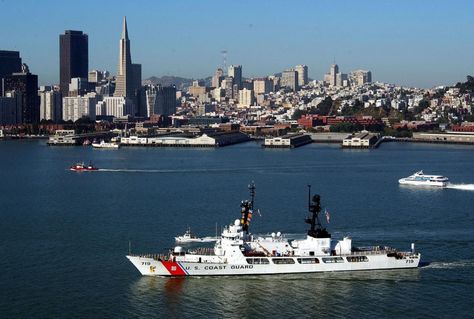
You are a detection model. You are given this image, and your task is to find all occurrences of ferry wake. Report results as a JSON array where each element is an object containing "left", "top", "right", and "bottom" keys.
[{"left": 127, "top": 184, "right": 420, "bottom": 276}]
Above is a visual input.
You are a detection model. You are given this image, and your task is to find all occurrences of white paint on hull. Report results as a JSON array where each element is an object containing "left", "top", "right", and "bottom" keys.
[{"left": 127, "top": 253, "right": 421, "bottom": 277}]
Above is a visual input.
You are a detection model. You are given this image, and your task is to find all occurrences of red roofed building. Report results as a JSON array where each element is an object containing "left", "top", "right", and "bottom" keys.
[{"left": 451, "top": 123, "right": 474, "bottom": 132}]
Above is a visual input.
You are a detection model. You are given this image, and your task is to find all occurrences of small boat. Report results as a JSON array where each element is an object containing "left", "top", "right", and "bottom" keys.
[
  {"left": 399, "top": 170, "right": 449, "bottom": 187},
  {"left": 70, "top": 162, "right": 99, "bottom": 172},
  {"left": 92, "top": 140, "right": 120, "bottom": 149},
  {"left": 83, "top": 139, "right": 91, "bottom": 146},
  {"left": 175, "top": 228, "right": 216, "bottom": 243}
]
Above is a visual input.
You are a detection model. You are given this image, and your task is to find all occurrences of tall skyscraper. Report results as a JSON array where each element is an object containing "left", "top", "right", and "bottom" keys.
[
  {"left": 131, "top": 63, "right": 142, "bottom": 94},
  {"left": 281, "top": 69, "right": 298, "bottom": 91},
  {"left": 324, "top": 64, "right": 347, "bottom": 87},
  {"left": 114, "top": 17, "right": 141, "bottom": 116},
  {"left": 0, "top": 94, "right": 21, "bottom": 125},
  {"left": 0, "top": 50, "right": 22, "bottom": 125},
  {"left": 154, "top": 86, "right": 177, "bottom": 116},
  {"left": 253, "top": 78, "right": 272, "bottom": 95},
  {"left": 145, "top": 85, "right": 158, "bottom": 117},
  {"left": 228, "top": 65, "right": 242, "bottom": 89},
  {"left": 222, "top": 76, "right": 234, "bottom": 99},
  {"left": 2, "top": 64, "right": 39, "bottom": 124},
  {"left": 114, "top": 16, "right": 133, "bottom": 98},
  {"left": 330, "top": 64, "right": 338, "bottom": 87},
  {"left": 349, "top": 70, "right": 372, "bottom": 86},
  {"left": 59, "top": 30, "right": 88, "bottom": 98},
  {"left": 0, "top": 50, "right": 22, "bottom": 80},
  {"left": 211, "top": 68, "right": 224, "bottom": 88},
  {"left": 295, "top": 65, "right": 308, "bottom": 87}
]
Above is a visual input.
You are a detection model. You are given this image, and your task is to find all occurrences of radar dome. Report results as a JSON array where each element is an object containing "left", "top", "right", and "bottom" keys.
[{"left": 234, "top": 219, "right": 240, "bottom": 226}]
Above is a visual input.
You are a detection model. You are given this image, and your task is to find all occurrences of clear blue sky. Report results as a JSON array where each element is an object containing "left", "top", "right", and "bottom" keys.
[{"left": 1, "top": 0, "right": 473, "bottom": 88}]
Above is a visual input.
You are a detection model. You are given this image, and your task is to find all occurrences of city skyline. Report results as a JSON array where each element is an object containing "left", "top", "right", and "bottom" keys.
[{"left": 1, "top": 0, "right": 474, "bottom": 88}]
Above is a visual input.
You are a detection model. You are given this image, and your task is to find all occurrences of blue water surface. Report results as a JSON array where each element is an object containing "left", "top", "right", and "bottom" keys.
[{"left": 0, "top": 140, "right": 473, "bottom": 318}]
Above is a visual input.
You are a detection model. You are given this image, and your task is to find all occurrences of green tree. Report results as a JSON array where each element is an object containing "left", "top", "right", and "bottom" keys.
[
  {"left": 292, "top": 108, "right": 307, "bottom": 120},
  {"left": 414, "top": 99, "right": 430, "bottom": 114},
  {"left": 313, "top": 97, "right": 333, "bottom": 116},
  {"left": 330, "top": 122, "right": 362, "bottom": 133}
]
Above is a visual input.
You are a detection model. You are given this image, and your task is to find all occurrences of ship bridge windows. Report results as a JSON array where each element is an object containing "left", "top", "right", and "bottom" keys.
[
  {"left": 246, "top": 258, "right": 270, "bottom": 265},
  {"left": 322, "top": 257, "right": 344, "bottom": 263},
  {"left": 297, "top": 258, "right": 319, "bottom": 264},
  {"left": 272, "top": 258, "right": 295, "bottom": 265},
  {"left": 347, "top": 256, "right": 369, "bottom": 262}
]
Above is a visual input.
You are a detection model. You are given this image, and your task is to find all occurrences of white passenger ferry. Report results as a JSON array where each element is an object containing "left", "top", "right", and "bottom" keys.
[
  {"left": 399, "top": 171, "right": 449, "bottom": 187},
  {"left": 127, "top": 184, "right": 420, "bottom": 276},
  {"left": 92, "top": 140, "right": 120, "bottom": 149}
]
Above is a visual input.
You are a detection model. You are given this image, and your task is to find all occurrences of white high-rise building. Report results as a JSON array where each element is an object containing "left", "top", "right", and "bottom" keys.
[
  {"left": 114, "top": 17, "right": 133, "bottom": 98},
  {"left": 96, "top": 96, "right": 133, "bottom": 118},
  {"left": 68, "top": 77, "right": 89, "bottom": 96},
  {"left": 350, "top": 70, "right": 372, "bottom": 86},
  {"left": 145, "top": 86, "right": 158, "bottom": 117},
  {"left": 329, "top": 64, "right": 338, "bottom": 86},
  {"left": 62, "top": 93, "right": 97, "bottom": 122},
  {"left": 212, "top": 87, "right": 223, "bottom": 101},
  {"left": 211, "top": 68, "right": 224, "bottom": 88},
  {"left": 253, "top": 78, "right": 272, "bottom": 95},
  {"left": 295, "top": 65, "right": 308, "bottom": 87},
  {"left": 39, "top": 86, "right": 62, "bottom": 121},
  {"left": 88, "top": 70, "right": 104, "bottom": 83},
  {"left": 238, "top": 88, "right": 254, "bottom": 108},
  {"left": 324, "top": 64, "right": 349, "bottom": 87},
  {"left": 281, "top": 69, "right": 299, "bottom": 91}
]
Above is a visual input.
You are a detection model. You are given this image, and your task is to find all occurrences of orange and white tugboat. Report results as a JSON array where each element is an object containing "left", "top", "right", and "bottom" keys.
[
  {"left": 69, "top": 162, "right": 99, "bottom": 172},
  {"left": 127, "top": 183, "right": 420, "bottom": 276}
]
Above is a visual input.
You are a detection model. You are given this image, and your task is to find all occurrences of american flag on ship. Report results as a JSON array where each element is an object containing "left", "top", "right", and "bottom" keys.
[{"left": 325, "top": 209, "right": 330, "bottom": 223}]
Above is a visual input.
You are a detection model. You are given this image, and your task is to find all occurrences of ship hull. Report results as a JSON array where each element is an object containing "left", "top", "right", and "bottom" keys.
[
  {"left": 398, "top": 179, "right": 447, "bottom": 187},
  {"left": 127, "top": 253, "right": 420, "bottom": 277},
  {"left": 92, "top": 143, "right": 120, "bottom": 149}
]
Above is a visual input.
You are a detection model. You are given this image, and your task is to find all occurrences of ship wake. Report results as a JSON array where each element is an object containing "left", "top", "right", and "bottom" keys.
[
  {"left": 96, "top": 166, "right": 315, "bottom": 174},
  {"left": 423, "top": 260, "right": 474, "bottom": 269},
  {"left": 98, "top": 168, "right": 178, "bottom": 173},
  {"left": 446, "top": 183, "right": 474, "bottom": 191},
  {"left": 97, "top": 168, "right": 246, "bottom": 173}
]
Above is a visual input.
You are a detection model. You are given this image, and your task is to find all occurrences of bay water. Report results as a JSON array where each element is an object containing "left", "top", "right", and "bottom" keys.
[{"left": 1, "top": 140, "right": 473, "bottom": 318}]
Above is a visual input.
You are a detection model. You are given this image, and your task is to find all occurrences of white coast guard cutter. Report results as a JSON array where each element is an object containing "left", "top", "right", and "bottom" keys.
[{"left": 127, "top": 184, "right": 420, "bottom": 276}]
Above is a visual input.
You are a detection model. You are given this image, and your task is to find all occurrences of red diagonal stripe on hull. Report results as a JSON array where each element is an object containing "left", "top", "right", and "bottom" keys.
[{"left": 161, "top": 261, "right": 187, "bottom": 276}]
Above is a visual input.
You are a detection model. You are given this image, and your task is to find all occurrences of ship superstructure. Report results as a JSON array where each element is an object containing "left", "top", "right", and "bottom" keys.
[
  {"left": 127, "top": 184, "right": 420, "bottom": 276},
  {"left": 399, "top": 171, "right": 449, "bottom": 187},
  {"left": 92, "top": 140, "right": 120, "bottom": 149}
]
